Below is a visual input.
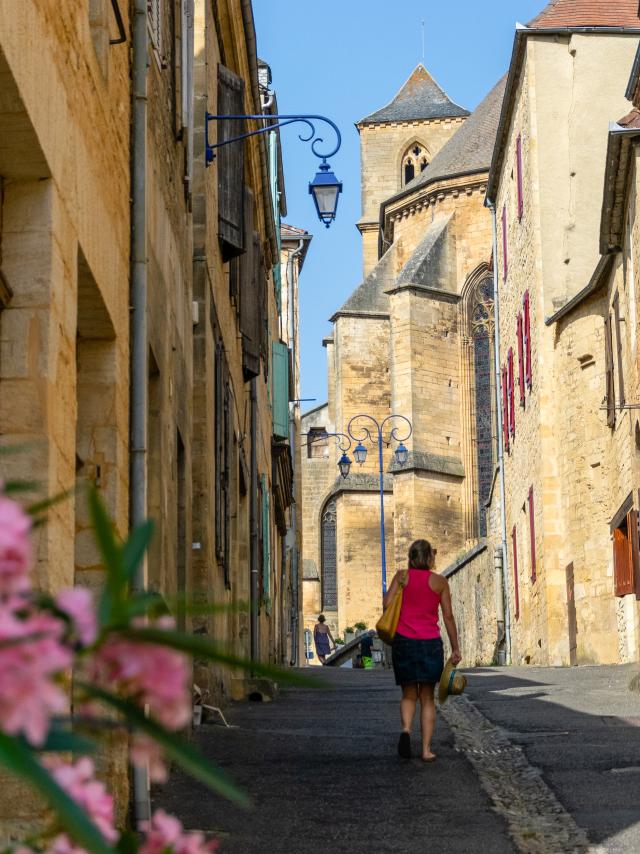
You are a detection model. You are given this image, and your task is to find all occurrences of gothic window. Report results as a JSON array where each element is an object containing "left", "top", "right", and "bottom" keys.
[
  {"left": 470, "top": 277, "right": 495, "bottom": 537},
  {"left": 321, "top": 500, "right": 337, "bottom": 610},
  {"left": 401, "top": 143, "right": 428, "bottom": 187}
]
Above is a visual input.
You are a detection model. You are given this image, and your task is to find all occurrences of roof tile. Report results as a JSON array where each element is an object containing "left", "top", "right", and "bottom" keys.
[
  {"left": 359, "top": 64, "right": 468, "bottom": 125},
  {"left": 527, "top": 0, "right": 639, "bottom": 28}
]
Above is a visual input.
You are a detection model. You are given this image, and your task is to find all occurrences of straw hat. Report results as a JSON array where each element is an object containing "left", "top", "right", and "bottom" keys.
[{"left": 438, "top": 658, "right": 467, "bottom": 704}]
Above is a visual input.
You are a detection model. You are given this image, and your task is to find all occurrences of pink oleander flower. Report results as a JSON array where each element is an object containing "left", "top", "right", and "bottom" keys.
[
  {"left": 44, "top": 757, "right": 117, "bottom": 848},
  {"left": 140, "top": 810, "right": 218, "bottom": 854},
  {"left": 55, "top": 587, "right": 97, "bottom": 647},
  {"left": 0, "top": 495, "right": 32, "bottom": 596},
  {"left": 0, "top": 602, "right": 71, "bottom": 745},
  {"left": 90, "top": 617, "right": 190, "bottom": 731},
  {"left": 131, "top": 733, "right": 169, "bottom": 783}
]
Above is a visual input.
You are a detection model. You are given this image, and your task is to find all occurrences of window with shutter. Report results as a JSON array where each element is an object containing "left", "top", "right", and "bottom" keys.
[
  {"left": 516, "top": 135, "right": 524, "bottom": 221},
  {"left": 501, "top": 365, "right": 509, "bottom": 453},
  {"left": 261, "top": 474, "right": 271, "bottom": 609},
  {"left": 272, "top": 341, "right": 290, "bottom": 440},
  {"left": 182, "top": 0, "right": 194, "bottom": 195},
  {"left": 613, "top": 292, "right": 625, "bottom": 408},
  {"left": 517, "top": 313, "right": 525, "bottom": 407},
  {"left": 604, "top": 313, "right": 616, "bottom": 428},
  {"left": 502, "top": 205, "right": 508, "bottom": 281},
  {"left": 512, "top": 525, "right": 520, "bottom": 621},
  {"left": 217, "top": 65, "right": 245, "bottom": 260},
  {"left": 523, "top": 291, "right": 532, "bottom": 389},
  {"left": 507, "top": 347, "right": 515, "bottom": 438},
  {"left": 528, "top": 486, "right": 537, "bottom": 583},
  {"left": 613, "top": 509, "right": 638, "bottom": 597}
]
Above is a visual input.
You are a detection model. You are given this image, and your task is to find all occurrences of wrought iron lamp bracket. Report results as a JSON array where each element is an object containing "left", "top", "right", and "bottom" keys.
[{"left": 205, "top": 113, "right": 341, "bottom": 166}]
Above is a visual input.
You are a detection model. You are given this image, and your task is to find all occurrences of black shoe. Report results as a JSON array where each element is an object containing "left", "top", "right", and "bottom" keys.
[{"left": 397, "top": 732, "right": 411, "bottom": 759}]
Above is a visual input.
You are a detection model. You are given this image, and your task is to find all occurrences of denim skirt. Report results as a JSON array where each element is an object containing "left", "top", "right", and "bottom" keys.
[{"left": 391, "top": 634, "right": 444, "bottom": 686}]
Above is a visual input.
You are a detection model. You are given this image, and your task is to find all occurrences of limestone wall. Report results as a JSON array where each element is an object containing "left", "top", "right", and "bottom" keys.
[{"left": 443, "top": 545, "right": 500, "bottom": 666}]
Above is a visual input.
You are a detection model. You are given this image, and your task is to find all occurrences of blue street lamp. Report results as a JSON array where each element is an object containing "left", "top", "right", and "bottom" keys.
[
  {"left": 205, "top": 113, "right": 343, "bottom": 228},
  {"left": 303, "top": 431, "right": 352, "bottom": 479},
  {"left": 347, "top": 414, "right": 413, "bottom": 597}
]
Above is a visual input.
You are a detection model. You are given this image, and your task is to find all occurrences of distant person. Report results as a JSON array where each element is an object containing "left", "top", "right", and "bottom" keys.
[
  {"left": 359, "top": 632, "right": 374, "bottom": 669},
  {"left": 383, "top": 539, "right": 461, "bottom": 762},
  {"left": 313, "top": 614, "right": 335, "bottom": 664}
]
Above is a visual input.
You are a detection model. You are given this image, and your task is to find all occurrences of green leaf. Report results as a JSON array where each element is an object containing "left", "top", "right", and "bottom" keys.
[
  {"left": 116, "top": 830, "right": 140, "bottom": 854},
  {"left": 0, "top": 732, "right": 113, "bottom": 854},
  {"left": 78, "top": 683, "right": 250, "bottom": 808},
  {"left": 88, "top": 488, "right": 125, "bottom": 626},
  {"left": 122, "top": 520, "right": 155, "bottom": 585},
  {"left": 27, "top": 487, "right": 76, "bottom": 518},
  {"left": 3, "top": 479, "right": 40, "bottom": 495},
  {"left": 120, "top": 627, "right": 317, "bottom": 687},
  {"left": 38, "top": 726, "right": 97, "bottom": 755}
]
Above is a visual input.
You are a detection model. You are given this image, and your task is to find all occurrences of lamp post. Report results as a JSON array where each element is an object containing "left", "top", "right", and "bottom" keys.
[
  {"left": 205, "top": 113, "right": 343, "bottom": 228},
  {"left": 347, "top": 414, "right": 412, "bottom": 597},
  {"left": 303, "top": 431, "right": 353, "bottom": 479}
]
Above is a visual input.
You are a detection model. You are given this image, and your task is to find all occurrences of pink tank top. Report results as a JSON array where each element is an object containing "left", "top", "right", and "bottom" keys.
[{"left": 396, "top": 568, "right": 442, "bottom": 640}]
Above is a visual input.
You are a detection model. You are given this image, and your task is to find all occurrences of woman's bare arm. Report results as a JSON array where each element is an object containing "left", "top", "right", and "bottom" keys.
[
  {"left": 440, "top": 581, "right": 461, "bottom": 665},
  {"left": 383, "top": 572, "right": 402, "bottom": 609}
]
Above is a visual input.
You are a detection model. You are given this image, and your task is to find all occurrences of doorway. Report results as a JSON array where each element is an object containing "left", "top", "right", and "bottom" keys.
[{"left": 566, "top": 562, "right": 578, "bottom": 666}]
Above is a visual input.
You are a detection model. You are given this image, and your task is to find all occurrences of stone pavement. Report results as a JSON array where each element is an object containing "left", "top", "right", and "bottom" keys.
[
  {"left": 154, "top": 664, "right": 640, "bottom": 854},
  {"left": 154, "top": 667, "right": 514, "bottom": 854}
]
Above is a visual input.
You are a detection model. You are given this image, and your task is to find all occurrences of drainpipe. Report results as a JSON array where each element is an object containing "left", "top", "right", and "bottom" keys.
[
  {"left": 488, "top": 200, "right": 512, "bottom": 665},
  {"left": 287, "top": 241, "right": 305, "bottom": 666},
  {"left": 494, "top": 548, "right": 506, "bottom": 665},
  {"left": 130, "top": 0, "right": 150, "bottom": 823},
  {"left": 250, "top": 377, "right": 259, "bottom": 664}
]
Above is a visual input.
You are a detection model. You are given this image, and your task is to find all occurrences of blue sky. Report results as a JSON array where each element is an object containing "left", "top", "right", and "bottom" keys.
[{"left": 253, "top": 0, "right": 545, "bottom": 408}]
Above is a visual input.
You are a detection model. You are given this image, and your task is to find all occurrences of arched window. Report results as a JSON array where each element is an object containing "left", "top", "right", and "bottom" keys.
[
  {"left": 470, "top": 278, "right": 495, "bottom": 537},
  {"left": 321, "top": 500, "right": 337, "bottom": 609},
  {"left": 401, "top": 143, "right": 428, "bottom": 187}
]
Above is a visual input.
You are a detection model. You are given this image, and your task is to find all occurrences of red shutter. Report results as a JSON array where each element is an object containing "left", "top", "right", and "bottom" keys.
[
  {"left": 508, "top": 347, "right": 515, "bottom": 438},
  {"left": 501, "top": 365, "right": 509, "bottom": 453},
  {"left": 614, "top": 527, "right": 633, "bottom": 596},
  {"left": 512, "top": 525, "right": 520, "bottom": 620},
  {"left": 516, "top": 135, "right": 524, "bottom": 221},
  {"left": 523, "top": 291, "right": 532, "bottom": 389},
  {"left": 502, "top": 205, "right": 508, "bottom": 281},
  {"left": 517, "top": 313, "right": 525, "bottom": 407},
  {"left": 528, "top": 486, "right": 537, "bottom": 583}
]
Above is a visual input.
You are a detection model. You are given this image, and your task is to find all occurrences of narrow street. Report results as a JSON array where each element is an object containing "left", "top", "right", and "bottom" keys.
[{"left": 155, "top": 665, "right": 640, "bottom": 854}]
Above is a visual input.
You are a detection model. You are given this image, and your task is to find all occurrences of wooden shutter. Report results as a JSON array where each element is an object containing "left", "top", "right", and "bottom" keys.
[
  {"left": 183, "top": 0, "right": 194, "bottom": 194},
  {"left": 239, "top": 190, "right": 261, "bottom": 381},
  {"left": 261, "top": 474, "right": 271, "bottom": 607},
  {"left": 148, "top": 0, "right": 162, "bottom": 53},
  {"left": 512, "top": 526, "right": 520, "bottom": 621},
  {"left": 508, "top": 347, "right": 515, "bottom": 438},
  {"left": 217, "top": 64, "right": 245, "bottom": 260},
  {"left": 629, "top": 509, "right": 640, "bottom": 599},
  {"left": 604, "top": 313, "right": 616, "bottom": 428},
  {"left": 517, "top": 313, "right": 525, "bottom": 406},
  {"left": 516, "top": 135, "right": 523, "bottom": 221},
  {"left": 501, "top": 365, "right": 509, "bottom": 453},
  {"left": 272, "top": 341, "right": 290, "bottom": 440},
  {"left": 528, "top": 486, "right": 537, "bottom": 583},
  {"left": 614, "top": 526, "right": 633, "bottom": 596},
  {"left": 214, "top": 339, "right": 224, "bottom": 561},
  {"left": 502, "top": 205, "right": 508, "bottom": 281},
  {"left": 523, "top": 291, "right": 532, "bottom": 389},
  {"left": 613, "top": 292, "right": 625, "bottom": 408}
]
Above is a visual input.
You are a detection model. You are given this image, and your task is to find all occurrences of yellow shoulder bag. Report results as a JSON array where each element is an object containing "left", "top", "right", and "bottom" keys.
[{"left": 376, "top": 570, "right": 409, "bottom": 644}]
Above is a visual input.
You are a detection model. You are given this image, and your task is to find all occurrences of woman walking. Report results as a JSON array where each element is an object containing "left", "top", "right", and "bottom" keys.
[
  {"left": 383, "top": 539, "right": 461, "bottom": 761},
  {"left": 313, "top": 614, "right": 335, "bottom": 664}
]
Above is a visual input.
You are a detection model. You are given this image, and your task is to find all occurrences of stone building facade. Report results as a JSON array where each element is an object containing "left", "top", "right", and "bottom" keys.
[
  {"left": 487, "top": 0, "right": 640, "bottom": 665},
  {"left": 301, "top": 67, "right": 505, "bottom": 654},
  {"left": 0, "top": 0, "right": 305, "bottom": 837}
]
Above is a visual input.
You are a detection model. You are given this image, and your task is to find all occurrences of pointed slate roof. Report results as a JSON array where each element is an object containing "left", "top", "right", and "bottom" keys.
[
  {"left": 384, "top": 75, "right": 507, "bottom": 207},
  {"left": 331, "top": 243, "right": 398, "bottom": 320},
  {"left": 528, "top": 0, "right": 639, "bottom": 28},
  {"left": 358, "top": 64, "right": 469, "bottom": 126}
]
